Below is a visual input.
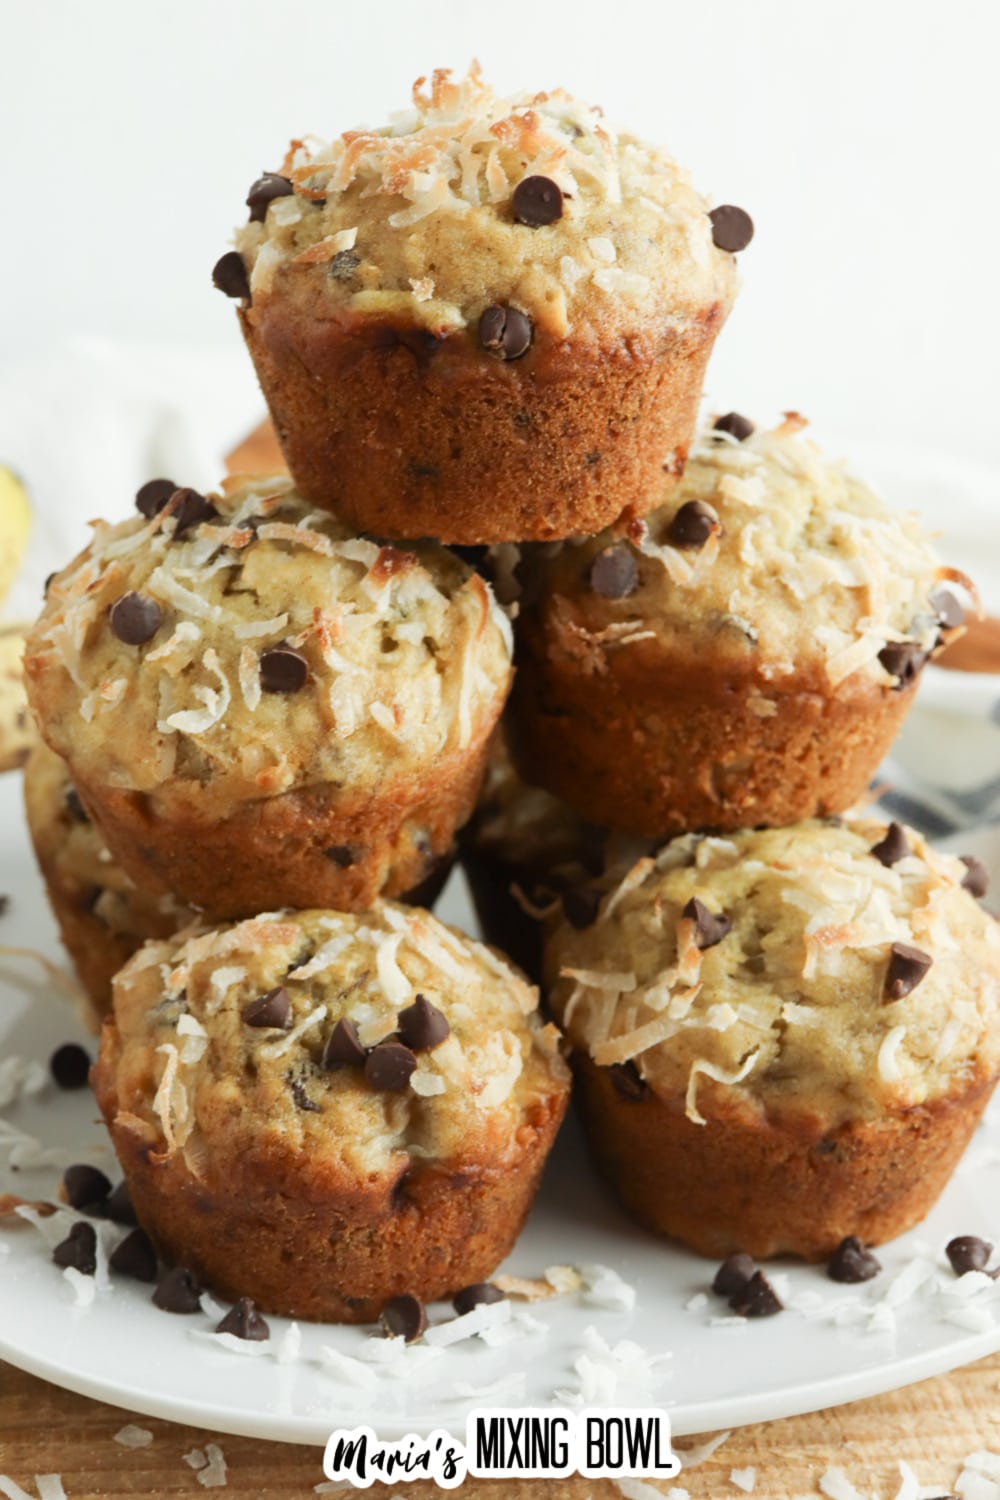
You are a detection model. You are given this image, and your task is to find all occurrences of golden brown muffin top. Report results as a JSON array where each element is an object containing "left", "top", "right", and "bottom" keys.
[
  {"left": 107, "top": 905, "right": 569, "bottom": 1181},
  {"left": 547, "top": 819, "right": 999, "bottom": 1126},
  {"left": 234, "top": 64, "right": 740, "bottom": 341},
  {"left": 24, "top": 475, "right": 512, "bottom": 808}
]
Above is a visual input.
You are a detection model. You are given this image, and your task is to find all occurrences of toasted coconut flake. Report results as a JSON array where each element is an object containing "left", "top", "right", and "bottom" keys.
[
  {"left": 685, "top": 1049, "right": 760, "bottom": 1125},
  {"left": 562, "top": 967, "right": 637, "bottom": 992},
  {"left": 258, "top": 1003, "right": 328, "bottom": 1061}
]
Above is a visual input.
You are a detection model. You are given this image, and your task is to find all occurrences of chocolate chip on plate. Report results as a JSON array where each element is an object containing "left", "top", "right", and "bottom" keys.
[
  {"left": 712, "top": 1252, "right": 756, "bottom": 1299},
  {"left": 878, "top": 641, "right": 927, "bottom": 687},
  {"left": 512, "top": 175, "right": 564, "bottom": 227},
  {"left": 589, "top": 544, "right": 638, "bottom": 599},
  {"left": 397, "top": 995, "right": 450, "bottom": 1052},
  {"left": 105, "top": 1181, "right": 138, "bottom": 1226},
  {"left": 478, "top": 304, "right": 532, "bottom": 360},
  {"left": 52, "top": 1222, "right": 97, "bottom": 1276},
  {"left": 259, "top": 644, "right": 309, "bottom": 694},
  {"left": 322, "top": 1018, "right": 368, "bottom": 1069},
  {"left": 325, "top": 844, "right": 357, "bottom": 868},
  {"left": 667, "top": 499, "right": 720, "bottom": 549},
  {"left": 380, "top": 1293, "right": 427, "bottom": 1342},
  {"left": 242, "top": 987, "right": 292, "bottom": 1029},
  {"left": 729, "top": 1269, "right": 782, "bottom": 1317},
  {"left": 135, "top": 478, "right": 178, "bottom": 519},
  {"left": 217, "top": 1296, "right": 271, "bottom": 1341},
  {"left": 110, "top": 1228, "right": 158, "bottom": 1282},
  {"left": 212, "top": 251, "right": 251, "bottom": 300},
  {"left": 246, "top": 173, "right": 294, "bottom": 222},
  {"left": 960, "top": 855, "right": 990, "bottom": 900},
  {"left": 152, "top": 1265, "right": 202, "bottom": 1314},
  {"left": 946, "top": 1235, "right": 993, "bottom": 1276},
  {"left": 930, "top": 586, "right": 965, "bottom": 631},
  {"left": 709, "top": 205, "right": 754, "bottom": 253},
  {"left": 713, "top": 412, "right": 755, "bottom": 442},
  {"left": 453, "top": 1282, "right": 506, "bottom": 1316},
  {"left": 365, "top": 1040, "right": 417, "bottom": 1093},
  {"left": 609, "top": 1061, "right": 648, "bottom": 1102},
  {"left": 827, "top": 1235, "right": 881, "bottom": 1284},
  {"left": 683, "top": 896, "right": 732, "bottom": 950},
  {"left": 884, "top": 942, "right": 933, "bottom": 1001},
  {"left": 49, "top": 1042, "right": 91, "bottom": 1090},
  {"left": 870, "top": 821, "right": 911, "bottom": 868},
  {"left": 168, "top": 487, "right": 216, "bottom": 538},
  {"left": 63, "top": 1164, "right": 111, "bottom": 1212},
  {"left": 562, "top": 885, "right": 603, "bottom": 930},
  {"left": 109, "top": 591, "right": 162, "bottom": 646}
]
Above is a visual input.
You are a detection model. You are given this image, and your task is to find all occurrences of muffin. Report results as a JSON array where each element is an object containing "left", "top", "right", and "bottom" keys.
[
  {"left": 223, "top": 64, "right": 743, "bottom": 544},
  {"left": 508, "top": 413, "right": 972, "bottom": 835},
  {"left": 546, "top": 818, "right": 1000, "bottom": 1260},
  {"left": 24, "top": 742, "right": 194, "bottom": 1017},
  {"left": 92, "top": 903, "right": 570, "bottom": 1320},
  {"left": 23, "top": 475, "right": 512, "bottom": 919}
]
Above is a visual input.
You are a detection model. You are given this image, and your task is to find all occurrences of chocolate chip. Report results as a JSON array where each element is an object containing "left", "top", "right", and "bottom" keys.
[
  {"left": 930, "top": 587, "right": 965, "bottom": 631},
  {"left": 878, "top": 641, "right": 927, "bottom": 688},
  {"left": 827, "top": 1235, "right": 881, "bottom": 1283},
  {"left": 380, "top": 1293, "right": 426, "bottom": 1342},
  {"left": 325, "top": 844, "right": 358, "bottom": 868},
  {"left": 512, "top": 175, "right": 564, "bottom": 227},
  {"left": 562, "top": 885, "right": 602, "bottom": 929},
  {"left": 713, "top": 412, "right": 755, "bottom": 442},
  {"left": 50, "top": 1043, "right": 91, "bottom": 1090},
  {"left": 259, "top": 645, "right": 309, "bottom": 694},
  {"left": 589, "top": 544, "right": 638, "bottom": 599},
  {"left": 110, "top": 1228, "right": 158, "bottom": 1282},
  {"left": 729, "top": 1269, "right": 782, "bottom": 1317},
  {"left": 246, "top": 173, "right": 294, "bottom": 222},
  {"left": 64, "top": 787, "right": 89, "bottom": 824},
  {"left": 364, "top": 1040, "right": 417, "bottom": 1092},
  {"left": 609, "top": 1061, "right": 648, "bottom": 1101},
  {"left": 168, "top": 487, "right": 217, "bottom": 538},
  {"left": 242, "top": 987, "right": 292, "bottom": 1029},
  {"left": 212, "top": 251, "right": 250, "bottom": 300},
  {"left": 322, "top": 1018, "right": 368, "bottom": 1070},
  {"left": 153, "top": 1265, "right": 202, "bottom": 1314},
  {"left": 960, "top": 855, "right": 990, "bottom": 899},
  {"left": 52, "top": 1222, "right": 97, "bottom": 1275},
  {"left": 946, "top": 1235, "right": 993, "bottom": 1275},
  {"left": 712, "top": 1252, "right": 756, "bottom": 1299},
  {"left": 667, "top": 499, "right": 720, "bottom": 549},
  {"left": 217, "top": 1296, "right": 271, "bottom": 1341},
  {"left": 397, "top": 995, "right": 449, "bottom": 1052},
  {"left": 453, "top": 1282, "right": 506, "bottom": 1316},
  {"left": 109, "top": 591, "right": 162, "bottom": 646},
  {"left": 683, "top": 897, "right": 732, "bottom": 950},
  {"left": 63, "top": 1164, "right": 111, "bottom": 1212},
  {"left": 884, "top": 942, "right": 933, "bottom": 1001},
  {"left": 105, "top": 1181, "right": 138, "bottom": 1226},
  {"left": 870, "top": 821, "right": 911, "bottom": 868},
  {"left": 288, "top": 1073, "right": 321, "bottom": 1113},
  {"left": 709, "top": 205, "right": 754, "bottom": 252},
  {"left": 478, "top": 304, "right": 532, "bottom": 360},
  {"left": 135, "top": 478, "right": 178, "bottom": 519},
  {"left": 329, "top": 249, "right": 360, "bottom": 281}
]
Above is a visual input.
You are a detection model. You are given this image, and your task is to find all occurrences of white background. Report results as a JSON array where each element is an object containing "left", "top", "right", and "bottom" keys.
[{"left": 1, "top": 0, "right": 998, "bottom": 463}]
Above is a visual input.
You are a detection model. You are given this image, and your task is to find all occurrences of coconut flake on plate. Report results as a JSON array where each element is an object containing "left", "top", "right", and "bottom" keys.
[
  {"left": 424, "top": 1297, "right": 513, "bottom": 1348},
  {"left": 0, "top": 1056, "right": 48, "bottom": 1109}
]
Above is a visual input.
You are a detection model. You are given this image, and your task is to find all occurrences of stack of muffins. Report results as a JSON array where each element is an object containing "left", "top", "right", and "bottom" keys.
[{"left": 20, "top": 65, "right": 1000, "bottom": 1328}]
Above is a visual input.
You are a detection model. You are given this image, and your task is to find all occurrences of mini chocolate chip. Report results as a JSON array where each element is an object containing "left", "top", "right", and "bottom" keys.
[
  {"left": 329, "top": 249, "right": 360, "bottom": 281},
  {"left": 110, "top": 1228, "right": 158, "bottom": 1282},
  {"left": 217, "top": 1296, "right": 271, "bottom": 1341},
  {"left": 105, "top": 1181, "right": 138, "bottom": 1226},
  {"left": 884, "top": 942, "right": 933, "bottom": 1001},
  {"left": 109, "top": 591, "right": 162, "bottom": 646},
  {"left": 153, "top": 1265, "right": 202, "bottom": 1313},
  {"left": 878, "top": 641, "right": 927, "bottom": 687},
  {"left": 135, "top": 478, "right": 178, "bottom": 518},
  {"left": 827, "top": 1235, "right": 881, "bottom": 1283},
  {"left": 512, "top": 174, "right": 564, "bottom": 227},
  {"left": 322, "top": 1018, "right": 368, "bottom": 1069},
  {"left": 946, "top": 1235, "right": 993, "bottom": 1275},
  {"left": 242, "top": 987, "right": 292, "bottom": 1029},
  {"left": 870, "top": 821, "right": 910, "bottom": 868},
  {"left": 667, "top": 499, "right": 720, "bottom": 549},
  {"left": 713, "top": 412, "right": 755, "bottom": 442},
  {"left": 380, "top": 1293, "right": 427, "bottom": 1342},
  {"left": 64, "top": 787, "right": 90, "bottom": 824},
  {"left": 212, "top": 251, "right": 250, "bottom": 299},
  {"left": 364, "top": 1040, "right": 417, "bottom": 1093},
  {"left": 246, "top": 173, "right": 294, "bottom": 222},
  {"left": 397, "top": 995, "right": 450, "bottom": 1052},
  {"left": 729, "top": 1269, "right": 782, "bottom": 1317},
  {"left": 930, "top": 587, "right": 965, "bottom": 631},
  {"left": 168, "top": 487, "right": 216, "bottom": 538},
  {"left": 288, "top": 1073, "right": 321, "bottom": 1113},
  {"left": 562, "top": 885, "right": 602, "bottom": 929},
  {"left": 609, "top": 1061, "right": 648, "bottom": 1101},
  {"left": 589, "top": 544, "right": 638, "bottom": 599},
  {"left": 63, "top": 1164, "right": 111, "bottom": 1211},
  {"left": 325, "top": 844, "right": 357, "bottom": 868},
  {"left": 478, "top": 304, "right": 532, "bottom": 360},
  {"left": 712, "top": 1252, "right": 756, "bottom": 1299},
  {"left": 960, "top": 855, "right": 990, "bottom": 899},
  {"left": 50, "top": 1043, "right": 91, "bottom": 1090},
  {"left": 709, "top": 205, "right": 754, "bottom": 252},
  {"left": 453, "top": 1282, "right": 506, "bottom": 1316},
  {"left": 259, "top": 644, "right": 309, "bottom": 694},
  {"left": 53, "top": 1222, "right": 97, "bottom": 1275},
  {"left": 683, "top": 897, "right": 732, "bottom": 950}
]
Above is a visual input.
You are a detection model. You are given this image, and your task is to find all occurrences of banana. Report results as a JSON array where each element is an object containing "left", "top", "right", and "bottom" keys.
[
  {"left": 0, "top": 623, "right": 35, "bottom": 773},
  {"left": 0, "top": 466, "right": 31, "bottom": 606}
]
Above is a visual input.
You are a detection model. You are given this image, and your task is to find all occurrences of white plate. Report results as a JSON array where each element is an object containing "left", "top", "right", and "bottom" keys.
[{"left": 2, "top": 770, "right": 1000, "bottom": 1447}]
